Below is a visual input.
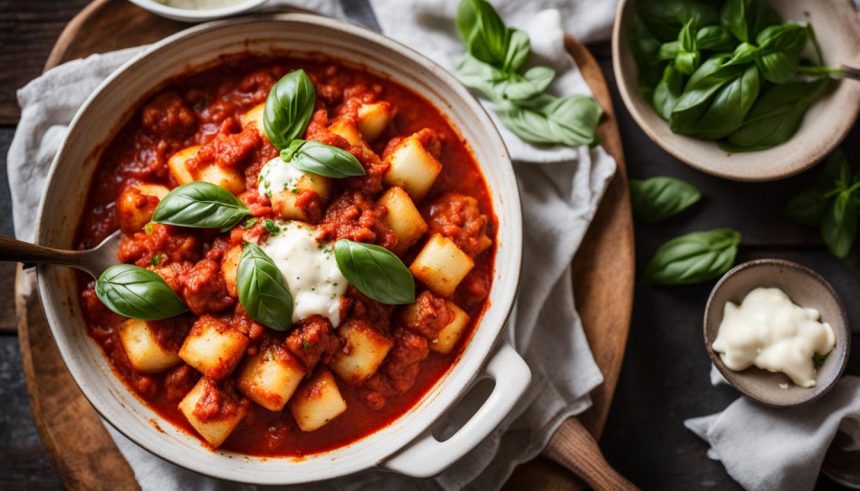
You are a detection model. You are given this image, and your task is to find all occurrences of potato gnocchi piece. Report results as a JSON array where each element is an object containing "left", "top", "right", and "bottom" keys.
[
  {"left": 290, "top": 370, "right": 347, "bottom": 432},
  {"left": 328, "top": 117, "right": 370, "bottom": 149},
  {"left": 240, "top": 102, "right": 266, "bottom": 139},
  {"left": 383, "top": 134, "right": 443, "bottom": 201},
  {"left": 116, "top": 183, "right": 170, "bottom": 233},
  {"left": 167, "top": 145, "right": 245, "bottom": 194},
  {"left": 431, "top": 302, "right": 470, "bottom": 355},
  {"left": 378, "top": 186, "right": 428, "bottom": 254},
  {"left": 178, "top": 377, "right": 248, "bottom": 448},
  {"left": 118, "top": 319, "right": 181, "bottom": 373},
  {"left": 221, "top": 244, "right": 242, "bottom": 298},
  {"left": 357, "top": 102, "right": 393, "bottom": 141},
  {"left": 410, "top": 234, "right": 474, "bottom": 297},
  {"left": 238, "top": 347, "right": 305, "bottom": 412},
  {"left": 258, "top": 157, "right": 330, "bottom": 221},
  {"left": 330, "top": 321, "right": 394, "bottom": 385},
  {"left": 179, "top": 315, "right": 249, "bottom": 381}
]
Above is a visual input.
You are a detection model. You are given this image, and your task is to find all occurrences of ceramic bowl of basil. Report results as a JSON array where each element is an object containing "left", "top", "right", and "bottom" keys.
[{"left": 613, "top": 0, "right": 860, "bottom": 181}]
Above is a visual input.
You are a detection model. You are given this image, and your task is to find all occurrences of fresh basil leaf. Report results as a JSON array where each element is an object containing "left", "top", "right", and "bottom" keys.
[
  {"left": 96, "top": 264, "right": 186, "bottom": 320},
  {"left": 671, "top": 57, "right": 759, "bottom": 140},
  {"left": 658, "top": 41, "right": 680, "bottom": 62},
  {"left": 755, "top": 23, "right": 807, "bottom": 83},
  {"left": 503, "top": 29, "right": 530, "bottom": 73},
  {"left": 237, "top": 243, "right": 293, "bottom": 331},
  {"left": 637, "top": 0, "right": 719, "bottom": 42},
  {"left": 653, "top": 64, "right": 685, "bottom": 120},
  {"left": 500, "top": 66, "right": 555, "bottom": 101},
  {"left": 263, "top": 69, "right": 316, "bottom": 150},
  {"left": 645, "top": 228, "right": 742, "bottom": 285},
  {"left": 629, "top": 13, "right": 665, "bottom": 96},
  {"left": 696, "top": 25, "right": 736, "bottom": 51},
  {"left": 280, "top": 139, "right": 365, "bottom": 178},
  {"left": 456, "top": 54, "right": 507, "bottom": 99},
  {"left": 785, "top": 189, "right": 830, "bottom": 227},
  {"left": 821, "top": 189, "right": 859, "bottom": 258},
  {"left": 152, "top": 182, "right": 250, "bottom": 231},
  {"left": 334, "top": 239, "right": 415, "bottom": 305},
  {"left": 674, "top": 18, "right": 700, "bottom": 75},
  {"left": 721, "top": 0, "right": 776, "bottom": 43},
  {"left": 723, "top": 79, "right": 831, "bottom": 151},
  {"left": 456, "top": 0, "right": 511, "bottom": 68},
  {"left": 496, "top": 95, "right": 603, "bottom": 147},
  {"left": 630, "top": 177, "right": 701, "bottom": 223}
]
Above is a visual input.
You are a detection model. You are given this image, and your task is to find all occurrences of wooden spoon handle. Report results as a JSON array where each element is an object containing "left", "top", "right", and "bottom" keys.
[
  {"left": 0, "top": 235, "right": 83, "bottom": 266},
  {"left": 543, "top": 418, "right": 638, "bottom": 491}
]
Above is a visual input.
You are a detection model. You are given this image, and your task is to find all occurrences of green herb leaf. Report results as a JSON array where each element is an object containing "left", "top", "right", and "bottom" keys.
[
  {"left": 786, "top": 150, "right": 853, "bottom": 227},
  {"left": 500, "top": 66, "right": 555, "bottom": 101},
  {"left": 645, "top": 228, "right": 741, "bottom": 285},
  {"left": 630, "top": 177, "right": 701, "bottom": 224},
  {"left": 334, "top": 239, "right": 415, "bottom": 305},
  {"left": 821, "top": 189, "right": 858, "bottom": 259},
  {"left": 785, "top": 189, "right": 830, "bottom": 227},
  {"left": 95, "top": 264, "right": 186, "bottom": 320},
  {"left": 496, "top": 95, "right": 603, "bottom": 147},
  {"left": 629, "top": 14, "right": 664, "bottom": 96},
  {"left": 456, "top": 0, "right": 511, "bottom": 68},
  {"left": 755, "top": 23, "right": 808, "bottom": 84},
  {"left": 263, "top": 219, "right": 280, "bottom": 234},
  {"left": 637, "top": 0, "right": 720, "bottom": 41},
  {"left": 151, "top": 182, "right": 250, "bottom": 231},
  {"left": 696, "top": 25, "right": 737, "bottom": 51},
  {"left": 652, "top": 64, "right": 685, "bottom": 120},
  {"left": 237, "top": 243, "right": 293, "bottom": 331},
  {"left": 721, "top": 0, "right": 776, "bottom": 43},
  {"left": 723, "top": 79, "right": 831, "bottom": 151},
  {"left": 263, "top": 69, "right": 316, "bottom": 149},
  {"left": 674, "top": 18, "right": 700, "bottom": 75},
  {"left": 243, "top": 217, "right": 259, "bottom": 228},
  {"left": 280, "top": 139, "right": 365, "bottom": 178},
  {"left": 503, "top": 29, "right": 530, "bottom": 73}
]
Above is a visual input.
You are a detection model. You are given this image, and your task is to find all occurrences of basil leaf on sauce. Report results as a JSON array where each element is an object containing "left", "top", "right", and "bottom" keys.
[
  {"left": 263, "top": 69, "right": 316, "bottom": 150},
  {"left": 645, "top": 228, "right": 741, "bottom": 285},
  {"left": 280, "top": 139, "right": 366, "bottom": 178},
  {"left": 334, "top": 239, "right": 415, "bottom": 305},
  {"left": 96, "top": 264, "right": 186, "bottom": 320},
  {"left": 151, "top": 182, "right": 250, "bottom": 231},
  {"left": 237, "top": 243, "right": 293, "bottom": 331},
  {"left": 629, "top": 177, "right": 701, "bottom": 224}
]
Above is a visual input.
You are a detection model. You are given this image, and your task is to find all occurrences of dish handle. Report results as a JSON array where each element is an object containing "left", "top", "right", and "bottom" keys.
[{"left": 383, "top": 343, "right": 531, "bottom": 478}]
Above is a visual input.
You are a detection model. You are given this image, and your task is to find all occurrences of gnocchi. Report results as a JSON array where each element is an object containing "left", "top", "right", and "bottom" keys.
[{"left": 410, "top": 234, "right": 474, "bottom": 297}]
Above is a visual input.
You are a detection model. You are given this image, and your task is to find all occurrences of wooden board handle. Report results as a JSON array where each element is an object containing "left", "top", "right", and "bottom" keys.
[{"left": 543, "top": 418, "right": 638, "bottom": 491}]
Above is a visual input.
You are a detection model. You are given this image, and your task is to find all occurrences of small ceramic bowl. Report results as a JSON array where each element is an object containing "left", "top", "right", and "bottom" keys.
[
  {"left": 704, "top": 259, "right": 851, "bottom": 407},
  {"left": 612, "top": 0, "right": 860, "bottom": 182},
  {"left": 128, "top": 0, "right": 268, "bottom": 22}
]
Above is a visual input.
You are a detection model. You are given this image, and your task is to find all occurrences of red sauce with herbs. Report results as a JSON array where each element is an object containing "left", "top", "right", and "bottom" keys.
[{"left": 76, "top": 56, "right": 496, "bottom": 457}]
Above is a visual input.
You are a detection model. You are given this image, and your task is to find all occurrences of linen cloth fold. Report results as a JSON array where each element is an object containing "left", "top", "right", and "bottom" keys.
[
  {"left": 685, "top": 372, "right": 860, "bottom": 491},
  {"left": 7, "top": 1, "right": 617, "bottom": 489}
]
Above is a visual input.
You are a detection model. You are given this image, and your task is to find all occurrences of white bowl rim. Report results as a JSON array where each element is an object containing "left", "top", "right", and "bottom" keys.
[
  {"left": 128, "top": 0, "right": 268, "bottom": 21},
  {"left": 34, "top": 12, "right": 524, "bottom": 485}
]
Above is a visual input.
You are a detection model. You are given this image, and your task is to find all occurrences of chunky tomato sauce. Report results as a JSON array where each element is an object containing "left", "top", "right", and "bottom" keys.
[{"left": 76, "top": 55, "right": 497, "bottom": 456}]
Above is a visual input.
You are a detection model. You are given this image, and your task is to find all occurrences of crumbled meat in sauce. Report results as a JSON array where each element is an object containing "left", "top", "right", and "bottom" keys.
[
  {"left": 427, "top": 193, "right": 492, "bottom": 257},
  {"left": 192, "top": 378, "right": 249, "bottom": 423},
  {"left": 400, "top": 291, "right": 454, "bottom": 339},
  {"left": 316, "top": 191, "right": 397, "bottom": 249},
  {"left": 285, "top": 316, "right": 341, "bottom": 371}
]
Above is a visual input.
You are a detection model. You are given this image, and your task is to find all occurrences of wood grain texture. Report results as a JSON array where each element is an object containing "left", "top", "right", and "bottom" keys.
[
  {"left": 18, "top": 1, "right": 634, "bottom": 488},
  {"left": 15, "top": 265, "right": 139, "bottom": 491}
]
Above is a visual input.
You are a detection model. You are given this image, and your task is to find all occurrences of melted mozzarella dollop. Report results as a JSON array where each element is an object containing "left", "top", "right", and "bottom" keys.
[
  {"left": 258, "top": 157, "right": 304, "bottom": 198},
  {"left": 712, "top": 287, "right": 836, "bottom": 387},
  {"left": 259, "top": 221, "right": 348, "bottom": 326}
]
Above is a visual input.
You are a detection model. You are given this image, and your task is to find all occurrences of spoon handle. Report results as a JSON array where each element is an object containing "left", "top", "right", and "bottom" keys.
[
  {"left": 841, "top": 65, "right": 860, "bottom": 81},
  {"left": 0, "top": 235, "right": 86, "bottom": 268}
]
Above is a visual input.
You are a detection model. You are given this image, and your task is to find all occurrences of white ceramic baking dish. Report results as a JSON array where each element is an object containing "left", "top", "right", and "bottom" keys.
[{"left": 35, "top": 13, "right": 529, "bottom": 485}]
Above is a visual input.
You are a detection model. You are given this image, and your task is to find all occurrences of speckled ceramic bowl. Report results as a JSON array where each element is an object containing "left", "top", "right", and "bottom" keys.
[
  {"left": 613, "top": 0, "right": 860, "bottom": 181},
  {"left": 34, "top": 14, "right": 529, "bottom": 485},
  {"left": 704, "top": 259, "right": 850, "bottom": 407}
]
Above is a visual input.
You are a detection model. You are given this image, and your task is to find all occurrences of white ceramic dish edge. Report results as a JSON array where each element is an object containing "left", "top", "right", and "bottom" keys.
[
  {"left": 34, "top": 13, "right": 528, "bottom": 485},
  {"left": 128, "top": 0, "right": 268, "bottom": 22}
]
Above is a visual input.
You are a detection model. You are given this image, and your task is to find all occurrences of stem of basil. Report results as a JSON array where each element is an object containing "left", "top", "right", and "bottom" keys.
[{"left": 797, "top": 65, "right": 846, "bottom": 77}]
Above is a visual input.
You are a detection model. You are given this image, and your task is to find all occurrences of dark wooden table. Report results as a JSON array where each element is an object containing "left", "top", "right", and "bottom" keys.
[{"left": 1, "top": 1, "right": 857, "bottom": 489}]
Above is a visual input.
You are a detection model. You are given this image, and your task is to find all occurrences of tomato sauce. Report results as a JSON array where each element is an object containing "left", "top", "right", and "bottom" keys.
[{"left": 75, "top": 55, "right": 497, "bottom": 457}]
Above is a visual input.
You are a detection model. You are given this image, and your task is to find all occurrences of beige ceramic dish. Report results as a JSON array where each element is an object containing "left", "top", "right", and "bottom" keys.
[
  {"left": 612, "top": 0, "right": 860, "bottom": 182},
  {"left": 34, "top": 13, "right": 529, "bottom": 485},
  {"left": 704, "top": 259, "right": 850, "bottom": 407}
]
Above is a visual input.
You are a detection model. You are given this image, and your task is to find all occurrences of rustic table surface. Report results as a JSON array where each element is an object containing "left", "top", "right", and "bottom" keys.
[{"left": 1, "top": 1, "right": 858, "bottom": 489}]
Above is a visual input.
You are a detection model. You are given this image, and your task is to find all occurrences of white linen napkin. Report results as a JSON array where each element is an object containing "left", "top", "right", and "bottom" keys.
[{"left": 7, "top": 1, "right": 617, "bottom": 489}]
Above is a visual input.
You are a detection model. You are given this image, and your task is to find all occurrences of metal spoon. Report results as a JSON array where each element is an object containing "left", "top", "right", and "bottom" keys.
[{"left": 0, "top": 231, "right": 121, "bottom": 278}]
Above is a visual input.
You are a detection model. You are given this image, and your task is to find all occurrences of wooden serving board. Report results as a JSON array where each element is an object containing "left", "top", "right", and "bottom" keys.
[{"left": 17, "top": 1, "right": 635, "bottom": 489}]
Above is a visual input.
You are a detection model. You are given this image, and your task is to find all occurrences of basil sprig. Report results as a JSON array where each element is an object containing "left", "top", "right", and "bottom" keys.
[
  {"left": 237, "top": 243, "right": 293, "bottom": 331},
  {"left": 630, "top": 177, "right": 701, "bottom": 224},
  {"left": 281, "top": 139, "right": 365, "bottom": 178},
  {"left": 454, "top": 0, "right": 602, "bottom": 148},
  {"left": 334, "top": 239, "right": 415, "bottom": 305},
  {"left": 645, "top": 228, "right": 741, "bottom": 285},
  {"left": 786, "top": 150, "right": 860, "bottom": 258},
  {"left": 152, "top": 182, "right": 250, "bottom": 232},
  {"left": 630, "top": 0, "right": 843, "bottom": 151},
  {"left": 263, "top": 69, "right": 316, "bottom": 149},
  {"left": 96, "top": 264, "right": 187, "bottom": 320}
]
